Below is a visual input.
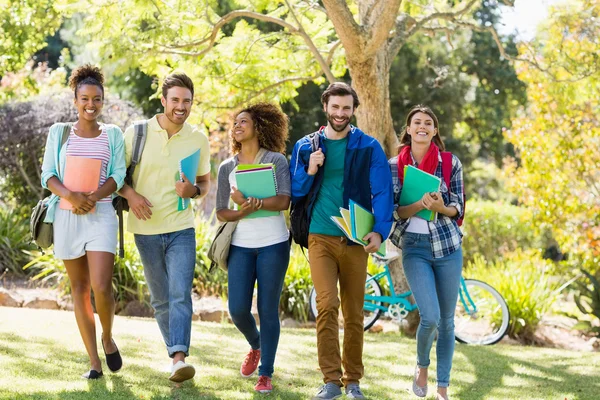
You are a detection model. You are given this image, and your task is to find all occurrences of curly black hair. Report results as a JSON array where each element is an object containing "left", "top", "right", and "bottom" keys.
[
  {"left": 68, "top": 64, "right": 104, "bottom": 99},
  {"left": 230, "top": 102, "right": 289, "bottom": 154}
]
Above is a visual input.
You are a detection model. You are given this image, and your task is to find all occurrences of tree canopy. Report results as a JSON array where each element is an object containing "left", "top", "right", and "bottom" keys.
[
  {"left": 505, "top": 0, "right": 600, "bottom": 269},
  {"left": 0, "top": 0, "right": 62, "bottom": 75}
]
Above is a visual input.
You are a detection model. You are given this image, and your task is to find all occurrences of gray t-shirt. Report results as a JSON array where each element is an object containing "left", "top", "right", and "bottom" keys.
[{"left": 216, "top": 150, "right": 291, "bottom": 248}]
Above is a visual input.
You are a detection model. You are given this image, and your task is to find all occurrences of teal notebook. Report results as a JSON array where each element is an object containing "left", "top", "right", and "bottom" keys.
[
  {"left": 177, "top": 149, "right": 201, "bottom": 211},
  {"left": 399, "top": 165, "right": 441, "bottom": 221},
  {"left": 235, "top": 165, "right": 279, "bottom": 219},
  {"left": 348, "top": 200, "right": 386, "bottom": 257}
]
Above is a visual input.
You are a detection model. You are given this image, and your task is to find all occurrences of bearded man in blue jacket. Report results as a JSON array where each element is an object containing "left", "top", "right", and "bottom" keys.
[{"left": 289, "top": 82, "right": 394, "bottom": 400}]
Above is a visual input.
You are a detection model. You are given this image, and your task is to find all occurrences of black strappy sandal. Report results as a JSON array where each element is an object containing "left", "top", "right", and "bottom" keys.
[
  {"left": 82, "top": 369, "right": 103, "bottom": 379},
  {"left": 101, "top": 337, "right": 123, "bottom": 372}
]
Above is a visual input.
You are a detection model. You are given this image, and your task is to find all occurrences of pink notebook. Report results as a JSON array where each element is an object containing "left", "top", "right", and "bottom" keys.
[{"left": 59, "top": 156, "right": 102, "bottom": 213}]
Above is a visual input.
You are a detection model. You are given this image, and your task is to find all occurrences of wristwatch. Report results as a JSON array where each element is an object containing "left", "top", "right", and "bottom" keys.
[{"left": 191, "top": 185, "right": 201, "bottom": 199}]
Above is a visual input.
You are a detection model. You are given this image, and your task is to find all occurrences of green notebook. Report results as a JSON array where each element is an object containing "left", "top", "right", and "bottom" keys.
[
  {"left": 235, "top": 165, "right": 279, "bottom": 219},
  {"left": 399, "top": 165, "right": 441, "bottom": 221},
  {"left": 348, "top": 200, "right": 386, "bottom": 257}
]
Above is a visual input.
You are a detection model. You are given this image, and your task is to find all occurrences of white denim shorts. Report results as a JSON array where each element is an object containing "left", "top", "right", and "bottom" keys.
[{"left": 53, "top": 202, "right": 118, "bottom": 260}]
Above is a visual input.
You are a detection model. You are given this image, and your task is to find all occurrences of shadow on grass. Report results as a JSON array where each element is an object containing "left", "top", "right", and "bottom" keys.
[
  {"left": 0, "top": 332, "right": 216, "bottom": 400},
  {"left": 455, "top": 344, "right": 599, "bottom": 399}
]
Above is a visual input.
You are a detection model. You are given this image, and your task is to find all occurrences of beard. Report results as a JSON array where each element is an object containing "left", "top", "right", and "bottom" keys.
[
  {"left": 326, "top": 112, "right": 351, "bottom": 132},
  {"left": 164, "top": 108, "right": 188, "bottom": 125}
]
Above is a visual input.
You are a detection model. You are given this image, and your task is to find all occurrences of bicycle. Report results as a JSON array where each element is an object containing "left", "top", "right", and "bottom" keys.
[{"left": 309, "top": 251, "right": 510, "bottom": 345}]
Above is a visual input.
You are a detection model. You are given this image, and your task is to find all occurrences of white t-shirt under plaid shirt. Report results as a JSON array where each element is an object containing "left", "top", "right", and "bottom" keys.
[
  {"left": 65, "top": 125, "right": 112, "bottom": 203},
  {"left": 388, "top": 152, "right": 464, "bottom": 259}
]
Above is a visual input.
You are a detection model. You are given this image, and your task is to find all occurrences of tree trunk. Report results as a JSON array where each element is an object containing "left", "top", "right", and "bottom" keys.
[
  {"left": 348, "top": 51, "right": 398, "bottom": 156},
  {"left": 348, "top": 47, "right": 419, "bottom": 336},
  {"left": 386, "top": 244, "right": 420, "bottom": 337}
]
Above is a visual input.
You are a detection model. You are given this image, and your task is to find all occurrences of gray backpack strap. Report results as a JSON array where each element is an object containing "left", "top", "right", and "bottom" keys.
[
  {"left": 130, "top": 121, "right": 148, "bottom": 168},
  {"left": 309, "top": 131, "right": 320, "bottom": 152},
  {"left": 60, "top": 123, "right": 73, "bottom": 147}
]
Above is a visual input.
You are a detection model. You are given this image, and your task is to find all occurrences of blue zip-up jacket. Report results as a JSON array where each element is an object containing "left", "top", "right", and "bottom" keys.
[{"left": 289, "top": 126, "right": 394, "bottom": 241}]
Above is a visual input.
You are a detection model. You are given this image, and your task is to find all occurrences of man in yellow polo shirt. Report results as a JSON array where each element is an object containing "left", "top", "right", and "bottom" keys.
[{"left": 118, "top": 73, "right": 210, "bottom": 383}]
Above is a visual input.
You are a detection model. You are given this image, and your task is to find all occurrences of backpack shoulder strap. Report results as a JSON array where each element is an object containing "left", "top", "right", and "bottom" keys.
[
  {"left": 130, "top": 120, "right": 148, "bottom": 167},
  {"left": 441, "top": 151, "right": 453, "bottom": 190},
  {"left": 60, "top": 123, "right": 73, "bottom": 147},
  {"left": 308, "top": 130, "right": 320, "bottom": 152}
]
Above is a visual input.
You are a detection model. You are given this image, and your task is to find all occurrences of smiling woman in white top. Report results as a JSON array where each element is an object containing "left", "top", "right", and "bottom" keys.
[
  {"left": 215, "top": 102, "right": 291, "bottom": 395},
  {"left": 40, "top": 65, "right": 125, "bottom": 379}
]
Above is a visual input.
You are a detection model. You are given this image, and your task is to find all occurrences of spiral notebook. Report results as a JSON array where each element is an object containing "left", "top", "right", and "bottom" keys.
[
  {"left": 235, "top": 164, "right": 279, "bottom": 219},
  {"left": 177, "top": 148, "right": 201, "bottom": 211}
]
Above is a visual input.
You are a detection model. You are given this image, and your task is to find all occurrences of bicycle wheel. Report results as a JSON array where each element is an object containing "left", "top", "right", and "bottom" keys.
[
  {"left": 308, "top": 273, "right": 383, "bottom": 331},
  {"left": 454, "top": 279, "right": 510, "bottom": 345}
]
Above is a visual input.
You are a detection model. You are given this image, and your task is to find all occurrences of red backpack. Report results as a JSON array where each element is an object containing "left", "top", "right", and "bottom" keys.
[{"left": 441, "top": 152, "right": 465, "bottom": 226}]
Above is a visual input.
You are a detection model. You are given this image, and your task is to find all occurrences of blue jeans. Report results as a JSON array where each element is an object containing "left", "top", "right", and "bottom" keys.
[
  {"left": 401, "top": 232, "right": 463, "bottom": 388},
  {"left": 227, "top": 240, "right": 290, "bottom": 377},
  {"left": 134, "top": 228, "right": 196, "bottom": 358}
]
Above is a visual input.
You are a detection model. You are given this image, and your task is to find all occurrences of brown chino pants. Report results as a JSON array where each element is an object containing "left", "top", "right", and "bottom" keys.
[{"left": 308, "top": 234, "right": 369, "bottom": 387}]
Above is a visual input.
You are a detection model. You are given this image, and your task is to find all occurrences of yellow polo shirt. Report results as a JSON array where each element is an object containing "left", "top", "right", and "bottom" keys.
[{"left": 124, "top": 115, "right": 211, "bottom": 235}]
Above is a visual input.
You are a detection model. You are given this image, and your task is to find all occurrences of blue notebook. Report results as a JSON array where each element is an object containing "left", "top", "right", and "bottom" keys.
[
  {"left": 178, "top": 149, "right": 201, "bottom": 211},
  {"left": 235, "top": 165, "right": 279, "bottom": 219}
]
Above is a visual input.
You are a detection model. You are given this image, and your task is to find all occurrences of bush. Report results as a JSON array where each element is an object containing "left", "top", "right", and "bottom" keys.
[
  {"left": 569, "top": 269, "right": 600, "bottom": 337},
  {"left": 465, "top": 250, "right": 565, "bottom": 342},
  {"left": 462, "top": 200, "right": 554, "bottom": 264},
  {"left": 280, "top": 244, "right": 312, "bottom": 322},
  {"left": 194, "top": 214, "right": 228, "bottom": 298},
  {"left": 0, "top": 205, "right": 35, "bottom": 276},
  {"left": 0, "top": 91, "right": 143, "bottom": 209}
]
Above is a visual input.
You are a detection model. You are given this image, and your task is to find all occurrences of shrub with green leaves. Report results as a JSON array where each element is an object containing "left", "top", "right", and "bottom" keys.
[
  {"left": 0, "top": 205, "right": 35, "bottom": 275},
  {"left": 462, "top": 200, "right": 554, "bottom": 264},
  {"left": 280, "top": 244, "right": 312, "bottom": 322},
  {"left": 194, "top": 214, "right": 228, "bottom": 298},
  {"left": 466, "top": 249, "right": 565, "bottom": 342},
  {"left": 571, "top": 269, "right": 600, "bottom": 336}
]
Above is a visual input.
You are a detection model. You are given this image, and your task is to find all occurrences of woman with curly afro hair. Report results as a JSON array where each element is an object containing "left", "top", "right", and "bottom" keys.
[
  {"left": 40, "top": 64, "right": 125, "bottom": 379},
  {"left": 215, "top": 102, "right": 291, "bottom": 394}
]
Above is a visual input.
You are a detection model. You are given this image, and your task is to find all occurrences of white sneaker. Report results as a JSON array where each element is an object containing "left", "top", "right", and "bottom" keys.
[{"left": 169, "top": 361, "right": 196, "bottom": 383}]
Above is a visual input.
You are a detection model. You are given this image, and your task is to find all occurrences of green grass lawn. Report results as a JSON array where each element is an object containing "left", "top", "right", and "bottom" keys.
[{"left": 0, "top": 307, "right": 598, "bottom": 400}]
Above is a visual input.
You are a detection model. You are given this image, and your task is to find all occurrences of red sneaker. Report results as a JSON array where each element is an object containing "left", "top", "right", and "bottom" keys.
[
  {"left": 254, "top": 375, "right": 272, "bottom": 393},
  {"left": 240, "top": 348, "right": 261, "bottom": 377}
]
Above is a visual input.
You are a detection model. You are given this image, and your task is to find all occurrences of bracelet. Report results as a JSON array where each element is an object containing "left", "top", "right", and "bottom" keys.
[{"left": 258, "top": 199, "right": 264, "bottom": 209}]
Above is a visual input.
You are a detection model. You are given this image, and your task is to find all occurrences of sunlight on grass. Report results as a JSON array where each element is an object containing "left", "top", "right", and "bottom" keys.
[{"left": 0, "top": 307, "right": 599, "bottom": 399}]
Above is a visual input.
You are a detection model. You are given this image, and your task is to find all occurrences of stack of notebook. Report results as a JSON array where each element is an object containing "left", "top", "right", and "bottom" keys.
[
  {"left": 235, "top": 163, "right": 279, "bottom": 219},
  {"left": 331, "top": 199, "right": 386, "bottom": 257}
]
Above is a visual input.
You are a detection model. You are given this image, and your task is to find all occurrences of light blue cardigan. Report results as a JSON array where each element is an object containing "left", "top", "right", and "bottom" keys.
[{"left": 40, "top": 123, "right": 126, "bottom": 223}]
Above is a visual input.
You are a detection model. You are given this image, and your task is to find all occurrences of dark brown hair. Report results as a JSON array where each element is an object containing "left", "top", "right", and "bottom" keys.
[
  {"left": 321, "top": 82, "right": 360, "bottom": 109},
  {"left": 69, "top": 64, "right": 104, "bottom": 99},
  {"left": 230, "top": 102, "right": 289, "bottom": 154},
  {"left": 399, "top": 104, "right": 445, "bottom": 151},
  {"left": 162, "top": 73, "right": 194, "bottom": 98}
]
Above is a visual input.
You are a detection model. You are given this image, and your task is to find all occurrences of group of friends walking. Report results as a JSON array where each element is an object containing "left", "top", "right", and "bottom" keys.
[{"left": 41, "top": 64, "right": 464, "bottom": 400}]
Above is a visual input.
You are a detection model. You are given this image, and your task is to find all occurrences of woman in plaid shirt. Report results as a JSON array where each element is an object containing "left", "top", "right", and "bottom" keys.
[{"left": 388, "top": 105, "right": 464, "bottom": 400}]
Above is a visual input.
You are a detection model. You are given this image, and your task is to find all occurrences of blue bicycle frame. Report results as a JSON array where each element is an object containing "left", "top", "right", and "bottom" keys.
[{"left": 364, "top": 263, "right": 477, "bottom": 316}]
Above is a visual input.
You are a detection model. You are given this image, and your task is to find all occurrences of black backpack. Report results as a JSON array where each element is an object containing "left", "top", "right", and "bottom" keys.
[
  {"left": 289, "top": 132, "right": 321, "bottom": 249},
  {"left": 113, "top": 121, "right": 147, "bottom": 257}
]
